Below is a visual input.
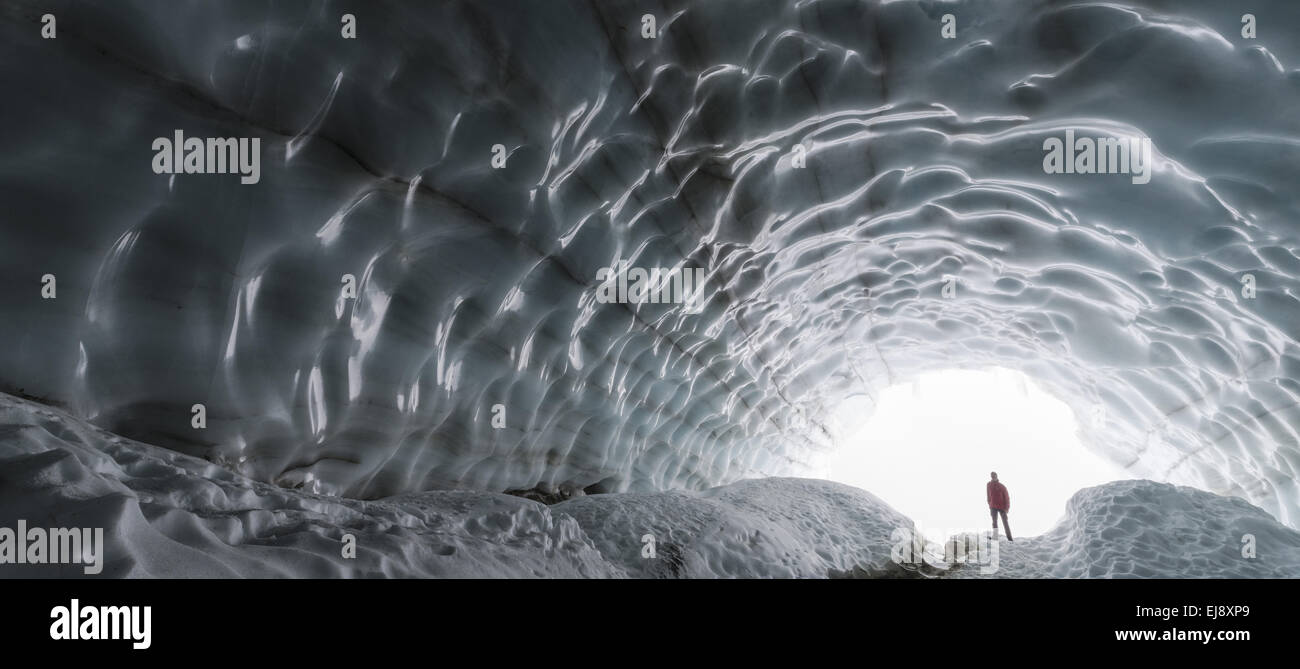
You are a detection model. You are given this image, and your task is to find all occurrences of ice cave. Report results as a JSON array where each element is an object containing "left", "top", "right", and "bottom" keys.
[{"left": 1, "top": 0, "right": 1299, "bottom": 578}]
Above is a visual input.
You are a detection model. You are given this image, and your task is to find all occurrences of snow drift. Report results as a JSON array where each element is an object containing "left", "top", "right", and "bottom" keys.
[{"left": 3, "top": 393, "right": 1296, "bottom": 578}]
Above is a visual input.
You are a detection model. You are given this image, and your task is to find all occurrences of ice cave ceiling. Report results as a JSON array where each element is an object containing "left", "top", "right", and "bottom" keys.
[{"left": 1, "top": 0, "right": 1298, "bottom": 527}]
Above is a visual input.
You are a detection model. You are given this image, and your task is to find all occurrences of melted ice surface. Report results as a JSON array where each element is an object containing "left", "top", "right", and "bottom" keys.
[{"left": 1, "top": 1, "right": 1298, "bottom": 525}]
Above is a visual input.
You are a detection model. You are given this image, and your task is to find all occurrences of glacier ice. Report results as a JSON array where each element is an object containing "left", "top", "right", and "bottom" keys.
[{"left": 1, "top": 0, "right": 1299, "bottom": 548}]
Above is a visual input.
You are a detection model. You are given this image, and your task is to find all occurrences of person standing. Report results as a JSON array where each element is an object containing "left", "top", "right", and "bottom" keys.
[{"left": 987, "top": 472, "right": 1012, "bottom": 541}]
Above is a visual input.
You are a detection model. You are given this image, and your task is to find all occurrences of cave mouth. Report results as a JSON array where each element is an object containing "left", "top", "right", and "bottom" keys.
[{"left": 820, "top": 367, "right": 1132, "bottom": 539}]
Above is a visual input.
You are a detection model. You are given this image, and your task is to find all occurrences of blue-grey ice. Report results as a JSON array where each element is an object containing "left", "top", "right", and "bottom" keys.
[{"left": 1, "top": 0, "right": 1299, "bottom": 576}]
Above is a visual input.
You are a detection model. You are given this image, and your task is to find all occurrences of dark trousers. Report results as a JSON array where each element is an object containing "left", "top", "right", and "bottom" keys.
[{"left": 990, "top": 508, "right": 1012, "bottom": 540}]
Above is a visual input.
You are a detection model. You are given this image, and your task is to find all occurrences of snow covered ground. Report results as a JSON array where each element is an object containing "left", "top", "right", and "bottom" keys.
[
  {"left": 553, "top": 477, "right": 915, "bottom": 578},
  {"left": 946, "top": 479, "right": 1300, "bottom": 578},
  {"left": 2, "top": 393, "right": 1296, "bottom": 578},
  {"left": 0, "top": 392, "right": 618, "bottom": 578}
]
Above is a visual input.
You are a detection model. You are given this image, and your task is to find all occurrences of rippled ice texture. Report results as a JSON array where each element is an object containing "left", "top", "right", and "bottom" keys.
[{"left": 1, "top": 1, "right": 1298, "bottom": 525}]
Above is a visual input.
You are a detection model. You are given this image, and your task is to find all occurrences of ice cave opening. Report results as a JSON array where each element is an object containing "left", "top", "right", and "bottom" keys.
[
  {"left": 821, "top": 368, "right": 1132, "bottom": 539},
  {"left": 4, "top": 0, "right": 1300, "bottom": 579}
]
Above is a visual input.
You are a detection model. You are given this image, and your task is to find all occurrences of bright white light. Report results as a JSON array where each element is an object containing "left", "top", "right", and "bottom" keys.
[{"left": 821, "top": 368, "right": 1131, "bottom": 540}]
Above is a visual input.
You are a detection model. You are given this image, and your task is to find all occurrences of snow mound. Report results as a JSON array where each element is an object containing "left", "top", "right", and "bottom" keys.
[
  {"left": 554, "top": 477, "right": 915, "bottom": 578},
  {"left": 952, "top": 480, "right": 1300, "bottom": 578},
  {"left": 1037, "top": 480, "right": 1298, "bottom": 578},
  {"left": 0, "top": 393, "right": 620, "bottom": 578}
]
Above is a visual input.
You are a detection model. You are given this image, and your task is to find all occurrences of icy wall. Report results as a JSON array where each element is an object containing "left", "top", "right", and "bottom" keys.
[{"left": 1, "top": 1, "right": 1298, "bottom": 524}]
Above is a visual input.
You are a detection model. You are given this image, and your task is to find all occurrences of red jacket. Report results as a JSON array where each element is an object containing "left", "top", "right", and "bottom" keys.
[{"left": 987, "top": 481, "right": 1010, "bottom": 511}]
